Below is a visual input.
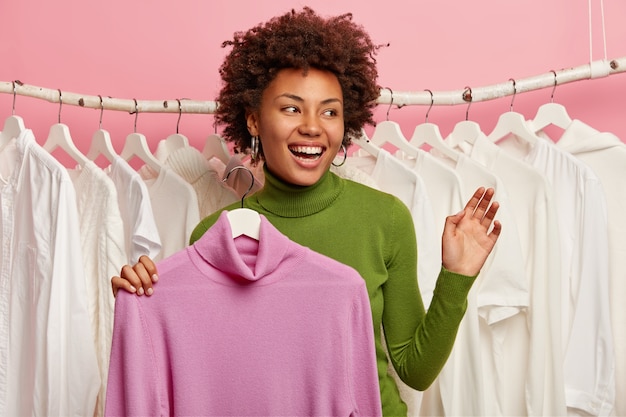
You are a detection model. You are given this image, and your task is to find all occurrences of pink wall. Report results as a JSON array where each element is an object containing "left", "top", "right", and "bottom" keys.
[{"left": 1, "top": 0, "right": 625, "bottom": 162}]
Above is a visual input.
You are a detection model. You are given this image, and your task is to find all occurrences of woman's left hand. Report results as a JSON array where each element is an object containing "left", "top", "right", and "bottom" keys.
[{"left": 441, "top": 187, "right": 502, "bottom": 277}]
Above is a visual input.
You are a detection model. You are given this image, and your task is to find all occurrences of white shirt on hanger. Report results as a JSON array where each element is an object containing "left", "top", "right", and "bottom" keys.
[
  {"left": 452, "top": 133, "right": 566, "bottom": 417},
  {"left": 105, "top": 156, "right": 161, "bottom": 264},
  {"left": 553, "top": 120, "right": 622, "bottom": 417},
  {"left": 497, "top": 130, "right": 614, "bottom": 417},
  {"left": 427, "top": 150, "right": 528, "bottom": 417},
  {"left": 67, "top": 160, "right": 127, "bottom": 417},
  {"left": 137, "top": 164, "right": 200, "bottom": 260},
  {"left": 0, "top": 129, "right": 100, "bottom": 416}
]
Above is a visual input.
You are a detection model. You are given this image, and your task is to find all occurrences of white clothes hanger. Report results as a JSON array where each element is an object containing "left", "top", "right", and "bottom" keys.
[
  {"left": 487, "top": 79, "right": 538, "bottom": 144},
  {"left": 528, "top": 71, "right": 572, "bottom": 133},
  {"left": 120, "top": 99, "right": 162, "bottom": 172},
  {"left": 222, "top": 165, "right": 260, "bottom": 240},
  {"left": 88, "top": 129, "right": 118, "bottom": 162},
  {"left": 447, "top": 86, "right": 483, "bottom": 147},
  {"left": 350, "top": 128, "right": 381, "bottom": 157},
  {"left": 409, "top": 90, "right": 459, "bottom": 161},
  {"left": 202, "top": 133, "right": 231, "bottom": 164},
  {"left": 42, "top": 89, "right": 88, "bottom": 166},
  {"left": 121, "top": 133, "right": 163, "bottom": 173},
  {"left": 368, "top": 88, "right": 419, "bottom": 157},
  {"left": 0, "top": 82, "right": 26, "bottom": 148},
  {"left": 86, "top": 96, "right": 118, "bottom": 163},
  {"left": 163, "top": 99, "right": 189, "bottom": 150},
  {"left": 202, "top": 116, "right": 231, "bottom": 164}
]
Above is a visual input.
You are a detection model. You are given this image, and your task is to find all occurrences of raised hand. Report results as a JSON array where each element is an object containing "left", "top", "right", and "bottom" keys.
[{"left": 441, "top": 187, "right": 501, "bottom": 277}]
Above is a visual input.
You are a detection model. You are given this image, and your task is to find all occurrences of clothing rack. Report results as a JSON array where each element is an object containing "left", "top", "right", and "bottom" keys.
[{"left": 1, "top": 56, "right": 625, "bottom": 114}]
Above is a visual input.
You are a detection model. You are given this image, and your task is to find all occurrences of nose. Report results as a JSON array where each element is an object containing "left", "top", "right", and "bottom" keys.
[{"left": 298, "top": 113, "right": 322, "bottom": 136}]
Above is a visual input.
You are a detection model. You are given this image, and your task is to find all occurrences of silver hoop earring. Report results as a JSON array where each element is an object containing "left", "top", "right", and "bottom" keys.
[
  {"left": 331, "top": 144, "right": 347, "bottom": 167},
  {"left": 250, "top": 135, "right": 259, "bottom": 163}
]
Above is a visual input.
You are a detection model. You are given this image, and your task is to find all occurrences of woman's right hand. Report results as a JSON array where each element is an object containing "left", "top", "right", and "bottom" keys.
[{"left": 111, "top": 255, "right": 159, "bottom": 298}]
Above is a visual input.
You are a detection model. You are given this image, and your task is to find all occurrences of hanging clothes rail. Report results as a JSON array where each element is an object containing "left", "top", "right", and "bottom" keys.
[{"left": 1, "top": 56, "right": 625, "bottom": 113}]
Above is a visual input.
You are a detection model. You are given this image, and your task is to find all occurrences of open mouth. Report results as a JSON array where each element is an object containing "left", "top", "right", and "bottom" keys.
[{"left": 288, "top": 145, "right": 324, "bottom": 161}]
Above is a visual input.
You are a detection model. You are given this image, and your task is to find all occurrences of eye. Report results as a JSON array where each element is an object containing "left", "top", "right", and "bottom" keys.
[
  {"left": 322, "top": 108, "right": 338, "bottom": 117},
  {"left": 282, "top": 105, "right": 299, "bottom": 113}
]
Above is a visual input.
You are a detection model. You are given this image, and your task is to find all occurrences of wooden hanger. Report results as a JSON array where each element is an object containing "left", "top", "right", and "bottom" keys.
[{"left": 222, "top": 165, "right": 260, "bottom": 240}]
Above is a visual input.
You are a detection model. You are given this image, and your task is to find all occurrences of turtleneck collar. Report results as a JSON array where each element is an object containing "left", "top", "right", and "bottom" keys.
[
  {"left": 254, "top": 165, "right": 345, "bottom": 218},
  {"left": 193, "top": 210, "right": 291, "bottom": 284}
]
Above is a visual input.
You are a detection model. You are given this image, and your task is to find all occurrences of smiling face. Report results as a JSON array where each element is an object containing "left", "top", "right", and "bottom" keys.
[{"left": 246, "top": 67, "right": 345, "bottom": 187}]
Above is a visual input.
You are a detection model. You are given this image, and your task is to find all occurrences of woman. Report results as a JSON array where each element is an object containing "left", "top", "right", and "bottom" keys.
[{"left": 112, "top": 8, "right": 501, "bottom": 416}]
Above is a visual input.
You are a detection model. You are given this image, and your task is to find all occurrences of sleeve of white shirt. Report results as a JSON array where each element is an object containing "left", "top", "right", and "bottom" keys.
[
  {"left": 563, "top": 177, "right": 615, "bottom": 416},
  {"left": 47, "top": 176, "right": 100, "bottom": 416}
]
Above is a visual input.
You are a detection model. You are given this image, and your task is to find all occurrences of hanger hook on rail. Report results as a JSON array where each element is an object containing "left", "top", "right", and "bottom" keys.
[
  {"left": 98, "top": 95, "right": 104, "bottom": 129},
  {"left": 549, "top": 70, "right": 558, "bottom": 103},
  {"left": 385, "top": 87, "right": 394, "bottom": 121},
  {"left": 462, "top": 86, "right": 473, "bottom": 120},
  {"left": 509, "top": 78, "right": 517, "bottom": 111},
  {"left": 424, "top": 89, "right": 434, "bottom": 123},
  {"left": 11, "top": 81, "right": 18, "bottom": 115},
  {"left": 57, "top": 89, "right": 64, "bottom": 124},
  {"left": 222, "top": 165, "right": 255, "bottom": 208},
  {"left": 176, "top": 99, "right": 182, "bottom": 134},
  {"left": 132, "top": 98, "right": 139, "bottom": 133}
]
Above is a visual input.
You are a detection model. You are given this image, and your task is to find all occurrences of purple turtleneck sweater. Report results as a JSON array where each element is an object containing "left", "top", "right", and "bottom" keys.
[{"left": 105, "top": 210, "right": 381, "bottom": 416}]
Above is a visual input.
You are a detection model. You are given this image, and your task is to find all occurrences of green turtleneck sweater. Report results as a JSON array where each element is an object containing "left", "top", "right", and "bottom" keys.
[{"left": 190, "top": 166, "right": 476, "bottom": 417}]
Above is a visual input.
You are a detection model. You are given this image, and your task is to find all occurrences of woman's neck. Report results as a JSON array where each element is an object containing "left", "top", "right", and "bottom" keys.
[{"left": 255, "top": 166, "right": 344, "bottom": 217}]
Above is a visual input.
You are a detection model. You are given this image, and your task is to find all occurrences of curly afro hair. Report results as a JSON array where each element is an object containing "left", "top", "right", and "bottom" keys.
[{"left": 214, "top": 7, "right": 383, "bottom": 159}]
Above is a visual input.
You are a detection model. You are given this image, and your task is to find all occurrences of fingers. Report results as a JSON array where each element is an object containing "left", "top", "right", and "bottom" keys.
[
  {"left": 111, "top": 255, "right": 159, "bottom": 298},
  {"left": 490, "top": 220, "right": 503, "bottom": 240},
  {"left": 465, "top": 187, "right": 500, "bottom": 224},
  {"left": 111, "top": 275, "right": 135, "bottom": 298}
]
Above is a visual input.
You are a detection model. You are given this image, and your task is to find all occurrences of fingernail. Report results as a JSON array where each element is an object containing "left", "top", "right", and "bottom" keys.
[
  {"left": 129, "top": 285, "right": 137, "bottom": 293},
  {"left": 138, "top": 287, "right": 144, "bottom": 296},
  {"left": 152, "top": 274, "right": 159, "bottom": 282},
  {"left": 147, "top": 288, "right": 154, "bottom": 296}
]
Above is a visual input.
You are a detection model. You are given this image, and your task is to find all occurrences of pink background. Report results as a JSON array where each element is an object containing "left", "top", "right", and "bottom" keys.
[{"left": 1, "top": 0, "right": 625, "bottom": 162}]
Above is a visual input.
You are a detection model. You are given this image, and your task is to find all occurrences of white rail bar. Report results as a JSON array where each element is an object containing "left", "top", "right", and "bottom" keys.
[{"left": 1, "top": 56, "right": 625, "bottom": 114}]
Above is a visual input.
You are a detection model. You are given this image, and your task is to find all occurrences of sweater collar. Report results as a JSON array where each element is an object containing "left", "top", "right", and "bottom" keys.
[
  {"left": 193, "top": 211, "right": 290, "bottom": 283},
  {"left": 254, "top": 165, "right": 344, "bottom": 218}
]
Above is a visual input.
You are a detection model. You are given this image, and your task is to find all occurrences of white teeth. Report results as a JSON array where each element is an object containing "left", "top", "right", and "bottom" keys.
[{"left": 290, "top": 146, "right": 323, "bottom": 155}]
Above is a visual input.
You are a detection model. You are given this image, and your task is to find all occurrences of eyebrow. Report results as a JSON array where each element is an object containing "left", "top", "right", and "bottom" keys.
[{"left": 277, "top": 93, "right": 342, "bottom": 105}]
